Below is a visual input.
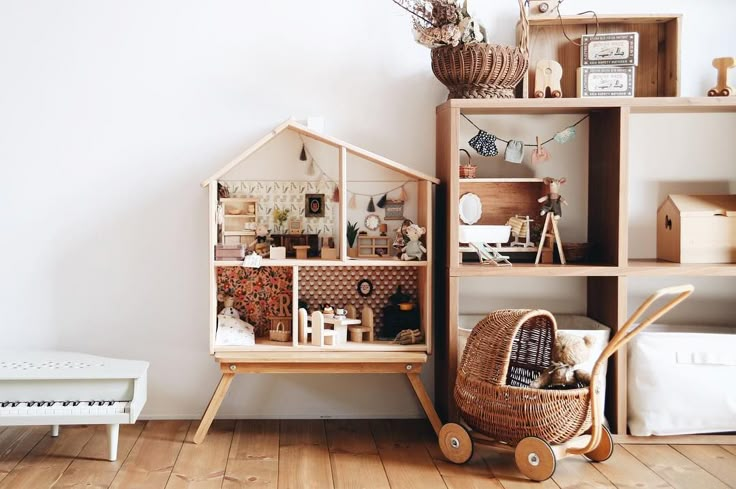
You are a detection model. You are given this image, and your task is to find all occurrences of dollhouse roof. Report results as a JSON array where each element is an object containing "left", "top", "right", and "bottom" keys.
[{"left": 201, "top": 119, "right": 439, "bottom": 187}]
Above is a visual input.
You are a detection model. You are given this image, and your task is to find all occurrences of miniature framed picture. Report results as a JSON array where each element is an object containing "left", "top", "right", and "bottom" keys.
[
  {"left": 384, "top": 200, "right": 405, "bottom": 220},
  {"left": 304, "top": 194, "right": 325, "bottom": 218},
  {"left": 357, "top": 278, "right": 373, "bottom": 297}
]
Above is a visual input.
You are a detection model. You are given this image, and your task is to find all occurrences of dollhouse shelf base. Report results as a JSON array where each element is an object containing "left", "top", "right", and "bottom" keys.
[
  {"left": 193, "top": 352, "right": 441, "bottom": 445},
  {"left": 213, "top": 259, "right": 428, "bottom": 267}
]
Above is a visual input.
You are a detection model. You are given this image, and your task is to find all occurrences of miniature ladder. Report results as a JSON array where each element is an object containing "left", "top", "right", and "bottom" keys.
[
  {"left": 535, "top": 212, "right": 566, "bottom": 265},
  {"left": 469, "top": 242, "right": 512, "bottom": 266},
  {"left": 192, "top": 352, "right": 443, "bottom": 444}
]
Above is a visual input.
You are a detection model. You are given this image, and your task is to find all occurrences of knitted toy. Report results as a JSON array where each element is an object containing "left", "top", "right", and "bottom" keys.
[
  {"left": 400, "top": 224, "right": 427, "bottom": 261},
  {"left": 249, "top": 223, "right": 271, "bottom": 257},
  {"left": 530, "top": 333, "right": 595, "bottom": 389}
]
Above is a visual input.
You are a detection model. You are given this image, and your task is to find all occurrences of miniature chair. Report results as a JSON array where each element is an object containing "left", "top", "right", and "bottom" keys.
[
  {"left": 298, "top": 308, "right": 310, "bottom": 344},
  {"left": 469, "top": 242, "right": 511, "bottom": 266},
  {"left": 311, "top": 311, "right": 336, "bottom": 347}
]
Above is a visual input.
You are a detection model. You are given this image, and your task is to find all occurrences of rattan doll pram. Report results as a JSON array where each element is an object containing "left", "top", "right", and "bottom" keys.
[{"left": 437, "top": 285, "right": 694, "bottom": 481}]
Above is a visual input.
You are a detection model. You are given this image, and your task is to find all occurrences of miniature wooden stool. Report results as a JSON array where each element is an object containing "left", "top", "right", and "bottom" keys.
[
  {"left": 708, "top": 57, "right": 735, "bottom": 97},
  {"left": 293, "top": 245, "right": 310, "bottom": 259},
  {"left": 348, "top": 325, "right": 373, "bottom": 342}
]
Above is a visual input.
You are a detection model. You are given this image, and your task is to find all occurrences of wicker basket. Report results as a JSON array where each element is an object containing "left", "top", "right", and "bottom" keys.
[
  {"left": 458, "top": 149, "right": 477, "bottom": 178},
  {"left": 269, "top": 322, "right": 292, "bottom": 342},
  {"left": 430, "top": 0, "right": 529, "bottom": 99},
  {"left": 455, "top": 309, "right": 592, "bottom": 445}
]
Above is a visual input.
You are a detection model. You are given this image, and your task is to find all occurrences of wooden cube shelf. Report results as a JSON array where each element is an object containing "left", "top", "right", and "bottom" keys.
[
  {"left": 357, "top": 236, "right": 391, "bottom": 258},
  {"left": 521, "top": 14, "right": 681, "bottom": 98}
]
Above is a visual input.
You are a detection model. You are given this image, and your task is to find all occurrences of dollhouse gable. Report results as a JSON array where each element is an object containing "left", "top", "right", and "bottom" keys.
[{"left": 201, "top": 119, "right": 439, "bottom": 187}]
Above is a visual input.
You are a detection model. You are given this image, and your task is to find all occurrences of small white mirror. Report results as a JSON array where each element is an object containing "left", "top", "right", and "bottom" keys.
[{"left": 459, "top": 193, "right": 482, "bottom": 225}]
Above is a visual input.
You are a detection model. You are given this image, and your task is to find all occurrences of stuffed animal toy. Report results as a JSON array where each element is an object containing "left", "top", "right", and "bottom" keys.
[
  {"left": 538, "top": 177, "right": 567, "bottom": 219},
  {"left": 400, "top": 224, "right": 427, "bottom": 261},
  {"left": 530, "top": 333, "right": 595, "bottom": 389},
  {"left": 249, "top": 223, "right": 271, "bottom": 257},
  {"left": 217, "top": 293, "right": 240, "bottom": 319}
]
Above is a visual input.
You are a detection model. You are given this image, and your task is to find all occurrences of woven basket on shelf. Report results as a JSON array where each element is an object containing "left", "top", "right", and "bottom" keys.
[
  {"left": 458, "top": 149, "right": 477, "bottom": 178},
  {"left": 455, "top": 309, "right": 592, "bottom": 445},
  {"left": 269, "top": 322, "right": 292, "bottom": 342},
  {"left": 431, "top": 0, "right": 529, "bottom": 99}
]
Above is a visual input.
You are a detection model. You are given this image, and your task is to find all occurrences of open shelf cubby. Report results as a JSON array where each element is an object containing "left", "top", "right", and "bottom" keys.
[{"left": 436, "top": 97, "right": 736, "bottom": 438}]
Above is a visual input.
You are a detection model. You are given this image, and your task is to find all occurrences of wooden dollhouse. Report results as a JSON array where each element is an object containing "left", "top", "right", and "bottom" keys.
[{"left": 194, "top": 119, "right": 442, "bottom": 443}]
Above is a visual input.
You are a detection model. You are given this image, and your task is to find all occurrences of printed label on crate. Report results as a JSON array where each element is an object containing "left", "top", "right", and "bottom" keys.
[
  {"left": 577, "top": 66, "right": 635, "bottom": 98},
  {"left": 581, "top": 32, "right": 639, "bottom": 66}
]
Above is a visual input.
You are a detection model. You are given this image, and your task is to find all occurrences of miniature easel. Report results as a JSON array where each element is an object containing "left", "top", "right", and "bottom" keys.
[
  {"left": 534, "top": 60, "right": 563, "bottom": 98},
  {"left": 708, "top": 57, "right": 735, "bottom": 97},
  {"left": 535, "top": 212, "right": 566, "bottom": 264}
]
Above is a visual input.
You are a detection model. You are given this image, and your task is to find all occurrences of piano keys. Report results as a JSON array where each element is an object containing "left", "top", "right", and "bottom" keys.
[{"left": 0, "top": 351, "right": 148, "bottom": 461}]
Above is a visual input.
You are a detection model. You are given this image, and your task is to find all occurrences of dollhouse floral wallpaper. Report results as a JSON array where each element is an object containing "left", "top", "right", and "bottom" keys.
[{"left": 222, "top": 180, "right": 336, "bottom": 235}]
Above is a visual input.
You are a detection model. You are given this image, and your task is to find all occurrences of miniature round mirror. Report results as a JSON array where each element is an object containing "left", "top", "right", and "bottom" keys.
[
  {"left": 458, "top": 193, "right": 482, "bottom": 225},
  {"left": 365, "top": 214, "right": 380, "bottom": 231}
]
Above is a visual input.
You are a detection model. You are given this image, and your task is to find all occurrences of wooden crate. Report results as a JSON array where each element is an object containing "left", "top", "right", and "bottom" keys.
[
  {"left": 520, "top": 14, "right": 681, "bottom": 98},
  {"left": 657, "top": 194, "right": 736, "bottom": 263}
]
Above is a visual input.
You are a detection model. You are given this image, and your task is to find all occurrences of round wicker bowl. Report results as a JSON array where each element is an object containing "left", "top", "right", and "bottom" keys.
[{"left": 431, "top": 43, "right": 528, "bottom": 99}]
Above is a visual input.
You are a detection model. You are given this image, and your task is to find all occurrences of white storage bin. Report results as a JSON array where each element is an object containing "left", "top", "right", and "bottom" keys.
[
  {"left": 628, "top": 324, "right": 736, "bottom": 436},
  {"left": 458, "top": 314, "right": 610, "bottom": 417}
]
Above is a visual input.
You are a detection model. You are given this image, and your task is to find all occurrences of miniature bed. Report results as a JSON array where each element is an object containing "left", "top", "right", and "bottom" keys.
[{"left": 194, "top": 119, "right": 440, "bottom": 443}]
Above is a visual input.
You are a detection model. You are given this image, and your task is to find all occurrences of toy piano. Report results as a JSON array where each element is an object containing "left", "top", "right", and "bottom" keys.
[{"left": 0, "top": 351, "right": 148, "bottom": 461}]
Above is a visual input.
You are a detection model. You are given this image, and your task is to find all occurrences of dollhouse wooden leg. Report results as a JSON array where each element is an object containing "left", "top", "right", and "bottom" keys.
[
  {"left": 406, "top": 372, "right": 443, "bottom": 436},
  {"left": 193, "top": 372, "right": 235, "bottom": 444},
  {"left": 550, "top": 217, "right": 566, "bottom": 264},
  {"left": 535, "top": 213, "right": 552, "bottom": 264}
]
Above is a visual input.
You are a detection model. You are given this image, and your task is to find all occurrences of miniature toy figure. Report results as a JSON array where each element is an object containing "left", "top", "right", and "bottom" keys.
[
  {"left": 538, "top": 177, "right": 567, "bottom": 219},
  {"left": 249, "top": 223, "right": 271, "bottom": 257},
  {"left": 400, "top": 224, "right": 427, "bottom": 261}
]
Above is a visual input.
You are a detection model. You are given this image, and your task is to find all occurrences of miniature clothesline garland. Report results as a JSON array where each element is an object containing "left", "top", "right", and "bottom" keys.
[
  {"left": 461, "top": 113, "right": 590, "bottom": 149},
  {"left": 299, "top": 136, "right": 410, "bottom": 211}
]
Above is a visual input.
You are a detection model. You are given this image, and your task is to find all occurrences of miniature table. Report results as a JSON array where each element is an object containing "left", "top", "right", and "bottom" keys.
[
  {"left": 309, "top": 315, "right": 361, "bottom": 344},
  {"left": 293, "top": 245, "right": 310, "bottom": 259},
  {"left": 193, "top": 351, "right": 442, "bottom": 445}
]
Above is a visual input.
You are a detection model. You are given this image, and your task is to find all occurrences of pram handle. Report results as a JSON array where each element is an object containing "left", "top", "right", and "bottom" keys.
[{"left": 568, "top": 284, "right": 694, "bottom": 456}]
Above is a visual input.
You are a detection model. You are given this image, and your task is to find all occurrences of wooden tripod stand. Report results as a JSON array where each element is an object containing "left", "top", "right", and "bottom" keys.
[{"left": 535, "top": 212, "right": 566, "bottom": 265}]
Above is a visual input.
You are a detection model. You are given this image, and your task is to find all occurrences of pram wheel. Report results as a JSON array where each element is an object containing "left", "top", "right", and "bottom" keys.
[
  {"left": 585, "top": 425, "right": 614, "bottom": 462},
  {"left": 515, "top": 436, "right": 556, "bottom": 481},
  {"left": 438, "top": 423, "right": 473, "bottom": 464}
]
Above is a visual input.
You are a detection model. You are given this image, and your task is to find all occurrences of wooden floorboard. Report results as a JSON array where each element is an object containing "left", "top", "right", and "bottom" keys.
[
  {"left": 166, "top": 420, "right": 234, "bottom": 489},
  {"left": 1, "top": 421, "right": 734, "bottom": 489},
  {"left": 672, "top": 444, "right": 736, "bottom": 488},
  {"left": 51, "top": 422, "right": 145, "bottom": 488},
  {"left": 109, "top": 420, "right": 190, "bottom": 489},
  {"left": 623, "top": 444, "right": 729, "bottom": 489},
  {"left": 0, "top": 425, "right": 96, "bottom": 489},
  {"left": 325, "top": 419, "right": 390, "bottom": 489},
  {"left": 222, "top": 420, "right": 279, "bottom": 489},
  {"left": 371, "top": 419, "right": 447, "bottom": 489},
  {"left": 278, "top": 419, "right": 333, "bottom": 489}
]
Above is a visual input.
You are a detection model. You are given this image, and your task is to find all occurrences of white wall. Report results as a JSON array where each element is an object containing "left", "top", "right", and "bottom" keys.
[{"left": 1, "top": 0, "right": 735, "bottom": 418}]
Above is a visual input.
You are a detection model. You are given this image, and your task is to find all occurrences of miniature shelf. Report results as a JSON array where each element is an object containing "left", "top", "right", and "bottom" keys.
[
  {"left": 223, "top": 231, "right": 255, "bottom": 236},
  {"left": 214, "top": 338, "right": 427, "bottom": 353},
  {"left": 214, "top": 350, "right": 428, "bottom": 364},
  {"left": 626, "top": 259, "right": 736, "bottom": 276},
  {"left": 450, "top": 263, "right": 621, "bottom": 277},
  {"left": 213, "top": 258, "right": 428, "bottom": 267}
]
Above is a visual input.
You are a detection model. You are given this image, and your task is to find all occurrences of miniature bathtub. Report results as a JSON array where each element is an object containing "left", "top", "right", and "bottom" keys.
[{"left": 458, "top": 225, "right": 511, "bottom": 244}]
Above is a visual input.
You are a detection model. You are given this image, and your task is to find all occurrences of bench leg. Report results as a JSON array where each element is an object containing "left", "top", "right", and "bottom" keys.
[
  {"left": 51, "top": 425, "right": 60, "bottom": 437},
  {"left": 406, "top": 372, "right": 443, "bottom": 436},
  {"left": 107, "top": 424, "right": 119, "bottom": 461},
  {"left": 193, "top": 373, "right": 235, "bottom": 444}
]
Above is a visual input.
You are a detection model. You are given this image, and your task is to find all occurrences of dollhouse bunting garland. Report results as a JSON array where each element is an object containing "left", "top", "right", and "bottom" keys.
[{"left": 462, "top": 113, "right": 590, "bottom": 158}]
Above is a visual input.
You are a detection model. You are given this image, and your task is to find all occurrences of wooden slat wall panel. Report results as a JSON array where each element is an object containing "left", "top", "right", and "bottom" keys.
[{"left": 223, "top": 420, "right": 279, "bottom": 489}]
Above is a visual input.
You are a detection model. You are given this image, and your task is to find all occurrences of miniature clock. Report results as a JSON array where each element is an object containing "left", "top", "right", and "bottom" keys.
[
  {"left": 365, "top": 214, "right": 380, "bottom": 231},
  {"left": 357, "top": 278, "right": 373, "bottom": 297}
]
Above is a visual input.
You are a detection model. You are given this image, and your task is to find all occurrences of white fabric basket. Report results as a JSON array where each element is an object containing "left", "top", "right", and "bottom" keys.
[{"left": 628, "top": 324, "right": 736, "bottom": 436}]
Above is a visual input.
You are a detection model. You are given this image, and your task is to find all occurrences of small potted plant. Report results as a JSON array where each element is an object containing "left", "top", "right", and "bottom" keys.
[
  {"left": 346, "top": 221, "right": 359, "bottom": 258},
  {"left": 392, "top": 0, "right": 529, "bottom": 99},
  {"left": 272, "top": 206, "right": 289, "bottom": 234}
]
